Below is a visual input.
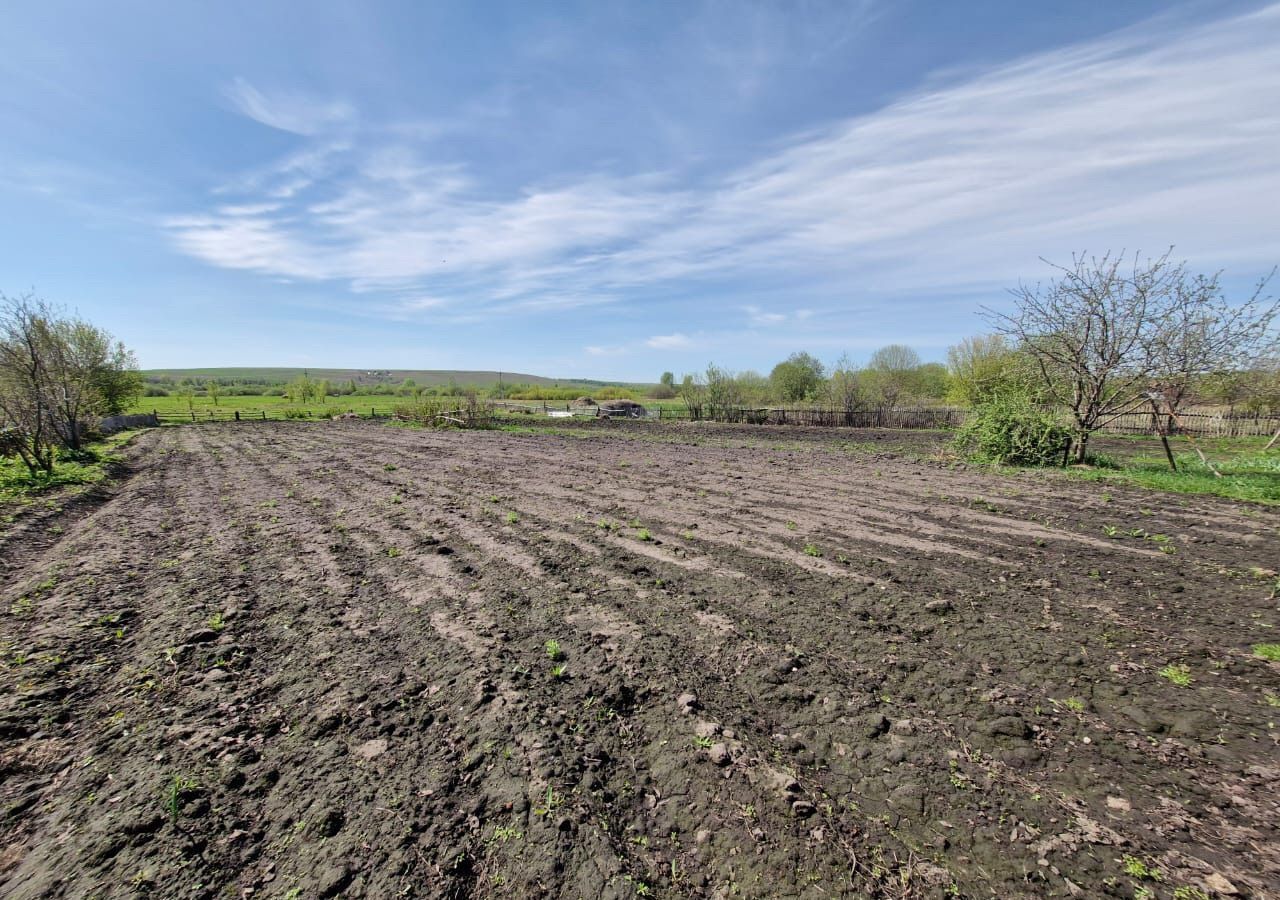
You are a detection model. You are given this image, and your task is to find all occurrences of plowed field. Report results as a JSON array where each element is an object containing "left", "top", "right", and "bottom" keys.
[{"left": 2, "top": 422, "right": 1277, "bottom": 899}]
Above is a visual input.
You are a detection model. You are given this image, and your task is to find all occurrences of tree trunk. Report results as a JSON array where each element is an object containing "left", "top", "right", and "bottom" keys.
[{"left": 1072, "top": 431, "right": 1090, "bottom": 463}]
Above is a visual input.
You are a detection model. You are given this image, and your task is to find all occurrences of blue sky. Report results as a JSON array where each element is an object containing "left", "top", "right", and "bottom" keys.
[{"left": 1, "top": 1, "right": 1277, "bottom": 381}]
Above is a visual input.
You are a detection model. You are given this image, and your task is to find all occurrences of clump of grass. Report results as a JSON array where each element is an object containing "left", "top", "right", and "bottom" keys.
[
  {"left": 544, "top": 639, "right": 562, "bottom": 661},
  {"left": 636, "top": 528, "right": 652, "bottom": 542},
  {"left": 206, "top": 612, "right": 225, "bottom": 632},
  {"left": 505, "top": 511, "right": 519, "bottom": 525},
  {"left": 550, "top": 663, "right": 568, "bottom": 679},
  {"left": 1158, "top": 663, "right": 1192, "bottom": 686},
  {"left": 803, "top": 544, "right": 822, "bottom": 557},
  {"left": 386, "top": 547, "right": 401, "bottom": 558},
  {"left": 1063, "top": 697, "right": 1086, "bottom": 713},
  {"left": 1252, "top": 643, "right": 1280, "bottom": 662},
  {"left": 1122, "top": 855, "right": 1161, "bottom": 881}
]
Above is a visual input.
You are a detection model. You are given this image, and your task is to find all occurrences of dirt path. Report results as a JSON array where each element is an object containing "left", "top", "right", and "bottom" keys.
[{"left": 1, "top": 422, "right": 1277, "bottom": 899}]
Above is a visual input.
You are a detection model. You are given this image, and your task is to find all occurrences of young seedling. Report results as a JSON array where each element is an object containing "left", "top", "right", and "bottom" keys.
[
  {"left": 803, "top": 544, "right": 822, "bottom": 557},
  {"left": 505, "top": 511, "right": 519, "bottom": 525},
  {"left": 206, "top": 612, "right": 225, "bottom": 632},
  {"left": 1158, "top": 663, "right": 1192, "bottom": 686},
  {"left": 636, "top": 528, "right": 652, "bottom": 542},
  {"left": 544, "top": 639, "right": 563, "bottom": 661},
  {"left": 550, "top": 663, "right": 568, "bottom": 679},
  {"left": 164, "top": 775, "right": 199, "bottom": 823}
]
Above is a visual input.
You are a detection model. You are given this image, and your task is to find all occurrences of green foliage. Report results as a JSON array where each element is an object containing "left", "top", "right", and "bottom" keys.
[
  {"left": 953, "top": 395, "right": 1070, "bottom": 466},
  {"left": 946, "top": 334, "right": 1032, "bottom": 406},
  {"left": 1158, "top": 663, "right": 1192, "bottom": 686},
  {"left": 770, "top": 352, "right": 825, "bottom": 402}
]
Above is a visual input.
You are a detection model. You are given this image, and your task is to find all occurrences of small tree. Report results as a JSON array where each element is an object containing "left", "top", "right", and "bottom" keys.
[
  {"left": 0, "top": 292, "right": 142, "bottom": 468},
  {"left": 824, "top": 353, "right": 865, "bottom": 424},
  {"left": 866, "top": 344, "right": 920, "bottom": 408},
  {"left": 287, "top": 374, "right": 315, "bottom": 404},
  {"left": 988, "top": 251, "right": 1278, "bottom": 461},
  {"left": 679, "top": 374, "right": 705, "bottom": 420},
  {"left": 704, "top": 364, "right": 743, "bottom": 420},
  {"left": 317, "top": 379, "right": 331, "bottom": 404},
  {"left": 205, "top": 379, "right": 221, "bottom": 407},
  {"left": 769, "top": 352, "right": 825, "bottom": 402},
  {"left": 946, "top": 335, "right": 1032, "bottom": 406},
  {"left": 989, "top": 251, "right": 1168, "bottom": 462},
  {"left": 93, "top": 342, "right": 143, "bottom": 415}
]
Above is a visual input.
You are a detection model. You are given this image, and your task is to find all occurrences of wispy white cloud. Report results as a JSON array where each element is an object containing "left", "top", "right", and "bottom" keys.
[
  {"left": 646, "top": 332, "right": 694, "bottom": 350},
  {"left": 172, "top": 5, "right": 1280, "bottom": 321},
  {"left": 223, "top": 77, "right": 354, "bottom": 136}
]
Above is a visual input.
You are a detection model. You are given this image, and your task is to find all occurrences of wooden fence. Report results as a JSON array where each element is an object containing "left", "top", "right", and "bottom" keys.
[
  {"left": 140, "top": 404, "right": 1279, "bottom": 437},
  {"left": 1093, "top": 410, "right": 1280, "bottom": 438}
]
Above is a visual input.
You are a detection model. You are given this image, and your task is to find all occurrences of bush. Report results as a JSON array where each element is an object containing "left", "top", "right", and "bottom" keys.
[
  {"left": 954, "top": 396, "right": 1070, "bottom": 466},
  {"left": 392, "top": 394, "right": 494, "bottom": 429}
]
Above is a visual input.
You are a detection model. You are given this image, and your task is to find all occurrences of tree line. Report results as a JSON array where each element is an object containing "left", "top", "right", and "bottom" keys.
[{"left": 0, "top": 293, "right": 143, "bottom": 474}]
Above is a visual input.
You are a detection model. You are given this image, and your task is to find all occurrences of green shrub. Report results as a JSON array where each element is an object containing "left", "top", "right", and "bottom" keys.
[{"left": 954, "top": 395, "right": 1070, "bottom": 466}]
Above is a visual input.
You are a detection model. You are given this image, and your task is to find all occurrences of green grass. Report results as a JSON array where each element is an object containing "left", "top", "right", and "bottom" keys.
[
  {"left": 131, "top": 392, "right": 409, "bottom": 419},
  {"left": 1252, "top": 643, "right": 1280, "bottom": 662},
  {"left": 0, "top": 431, "right": 137, "bottom": 505},
  {"left": 1067, "top": 440, "right": 1280, "bottom": 504}
]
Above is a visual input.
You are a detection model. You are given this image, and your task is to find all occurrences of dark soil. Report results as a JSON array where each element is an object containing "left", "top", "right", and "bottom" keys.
[{"left": 1, "top": 421, "right": 1277, "bottom": 899}]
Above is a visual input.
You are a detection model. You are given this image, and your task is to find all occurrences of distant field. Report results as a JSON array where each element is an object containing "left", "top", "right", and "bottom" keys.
[
  {"left": 131, "top": 393, "right": 686, "bottom": 419},
  {"left": 130, "top": 393, "right": 407, "bottom": 419},
  {"left": 140, "top": 367, "right": 638, "bottom": 391}
]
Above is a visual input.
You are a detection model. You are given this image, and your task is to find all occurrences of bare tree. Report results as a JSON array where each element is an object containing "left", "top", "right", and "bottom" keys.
[
  {"left": 678, "top": 374, "right": 705, "bottom": 420},
  {"left": 988, "top": 251, "right": 1278, "bottom": 461},
  {"left": 1149, "top": 269, "right": 1277, "bottom": 417},
  {"left": 988, "top": 251, "right": 1178, "bottom": 461},
  {"left": 825, "top": 353, "right": 865, "bottom": 424}
]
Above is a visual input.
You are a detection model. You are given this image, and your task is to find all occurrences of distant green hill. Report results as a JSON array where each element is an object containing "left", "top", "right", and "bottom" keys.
[{"left": 142, "top": 367, "right": 639, "bottom": 389}]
